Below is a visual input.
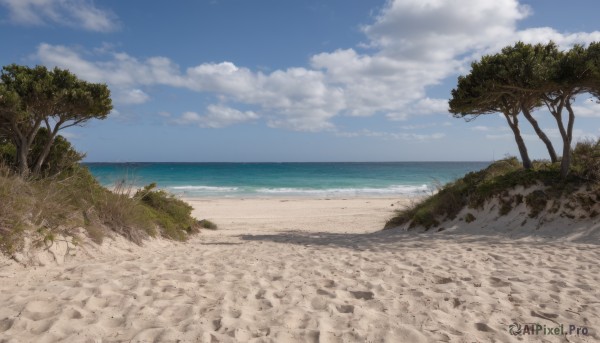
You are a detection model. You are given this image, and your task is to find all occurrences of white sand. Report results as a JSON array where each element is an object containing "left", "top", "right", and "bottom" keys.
[{"left": 0, "top": 196, "right": 599, "bottom": 342}]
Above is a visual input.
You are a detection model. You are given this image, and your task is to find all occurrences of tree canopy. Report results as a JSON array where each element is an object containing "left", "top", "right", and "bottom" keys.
[
  {"left": 449, "top": 41, "right": 600, "bottom": 177},
  {"left": 0, "top": 64, "right": 112, "bottom": 176}
]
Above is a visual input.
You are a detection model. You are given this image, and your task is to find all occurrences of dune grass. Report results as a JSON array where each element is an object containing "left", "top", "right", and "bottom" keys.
[
  {"left": 0, "top": 165, "right": 201, "bottom": 256},
  {"left": 385, "top": 140, "right": 600, "bottom": 230}
]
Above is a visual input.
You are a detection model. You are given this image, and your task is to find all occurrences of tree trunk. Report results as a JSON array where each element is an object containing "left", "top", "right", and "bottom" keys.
[
  {"left": 10, "top": 117, "right": 43, "bottom": 177},
  {"left": 561, "top": 100, "right": 576, "bottom": 178},
  {"left": 15, "top": 138, "right": 29, "bottom": 177},
  {"left": 504, "top": 113, "right": 533, "bottom": 169},
  {"left": 521, "top": 106, "right": 558, "bottom": 163},
  {"left": 32, "top": 128, "right": 60, "bottom": 176},
  {"left": 545, "top": 94, "right": 574, "bottom": 178}
]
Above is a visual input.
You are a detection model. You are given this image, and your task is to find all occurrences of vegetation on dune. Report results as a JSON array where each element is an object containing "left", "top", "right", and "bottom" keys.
[
  {"left": 389, "top": 41, "right": 600, "bottom": 232},
  {"left": 0, "top": 164, "right": 202, "bottom": 256},
  {"left": 385, "top": 139, "right": 600, "bottom": 231},
  {"left": 0, "top": 64, "right": 202, "bottom": 258}
]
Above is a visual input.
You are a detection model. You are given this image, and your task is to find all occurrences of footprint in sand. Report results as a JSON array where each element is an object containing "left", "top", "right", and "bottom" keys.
[
  {"left": 0, "top": 318, "right": 14, "bottom": 332},
  {"left": 336, "top": 304, "right": 354, "bottom": 314},
  {"left": 317, "top": 289, "right": 336, "bottom": 298},
  {"left": 322, "top": 279, "right": 336, "bottom": 288},
  {"left": 475, "top": 323, "right": 494, "bottom": 332},
  {"left": 350, "top": 290, "right": 374, "bottom": 300},
  {"left": 212, "top": 317, "right": 222, "bottom": 331}
]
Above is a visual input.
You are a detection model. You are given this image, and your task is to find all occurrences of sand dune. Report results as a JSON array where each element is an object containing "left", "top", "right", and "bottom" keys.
[{"left": 0, "top": 197, "right": 598, "bottom": 342}]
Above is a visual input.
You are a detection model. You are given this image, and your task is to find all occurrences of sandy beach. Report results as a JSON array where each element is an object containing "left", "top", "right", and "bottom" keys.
[{"left": 0, "top": 196, "right": 599, "bottom": 342}]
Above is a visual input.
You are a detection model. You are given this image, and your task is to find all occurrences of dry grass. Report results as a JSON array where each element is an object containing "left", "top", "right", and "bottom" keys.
[{"left": 0, "top": 165, "right": 201, "bottom": 256}]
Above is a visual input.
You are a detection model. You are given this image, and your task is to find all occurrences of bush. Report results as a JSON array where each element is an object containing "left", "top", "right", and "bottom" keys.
[
  {"left": 571, "top": 139, "right": 600, "bottom": 182},
  {"left": 198, "top": 219, "right": 218, "bottom": 230},
  {"left": 134, "top": 183, "right": 200, "bottom": 240}
]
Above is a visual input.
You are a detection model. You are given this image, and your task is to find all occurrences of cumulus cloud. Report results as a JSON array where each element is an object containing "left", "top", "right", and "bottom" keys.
[
  {"left": 117, "top": 89, "right": 150, "bottom": 105},
  {"left": 0, "top": 0, "right": 118, "bottom": 31},
  {"left": 33, "top": 0, "right": 600, "bottom": 131},
  {"left": 36, "top": 44, "right": 344, "bottom": 131},
  {"left": 174, "top": 105, "right": 259, "bottom": 128},
  {"left": 571, "top": 99, "right": 600, "bottom": 118}
]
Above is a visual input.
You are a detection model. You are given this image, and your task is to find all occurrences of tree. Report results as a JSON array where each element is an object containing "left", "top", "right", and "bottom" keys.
[
  {"left": 0, "top": 64, "right": 112, "bottom": 176},
  {"left": 451, "top": 42, "right": 600, "bottom": 177},
  {"left": 536, "top": 43, "right": 599, "bottom": 177},
  {"left": 494, "top": 42, "right": 560, "bottom": 163},
  {"left": 449, "top": 53, "right": 534, "bottom": 169},
  {"left": 449, "top": 42, "right": 569, "bottom": 169}
]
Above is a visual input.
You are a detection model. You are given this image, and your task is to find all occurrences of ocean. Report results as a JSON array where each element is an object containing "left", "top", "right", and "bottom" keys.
[{"left": 84, "top": 162, "right": 490, "bottom": 198}]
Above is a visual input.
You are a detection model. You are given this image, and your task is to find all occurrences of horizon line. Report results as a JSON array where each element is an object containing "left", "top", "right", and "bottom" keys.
[{"left": 82, "top": 160, "right": 493, "bottom": 164}]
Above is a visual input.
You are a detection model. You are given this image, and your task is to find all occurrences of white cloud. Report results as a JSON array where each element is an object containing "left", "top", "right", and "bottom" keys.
[
  {"left": 0, "top": 0, "right": 118, "bottom": 31},
  {"left": 33, "top": 0, "right": 600, "bottom": 132},
  {"left": 36, "top": 44, "right": 344, "bottom": 131},
  {"left": 572, "top": 99, "right": 600, "bottom": 118},
  {"left": 516, "top": 28, "right": 600, "bottom": 50},
  {"left": 174, "top": 105, "right": 259, "bottom": 128},
  {"left": 117, "top": 89, "right": 150, "bottom": 105},
  {"left": 362, "top": 0, "right": 529, "bottom": 60}
]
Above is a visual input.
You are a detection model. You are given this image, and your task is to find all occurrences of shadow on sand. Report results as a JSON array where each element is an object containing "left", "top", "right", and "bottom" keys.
[{"left": 238, "top": 225, "right": 600, "bottom": 251}]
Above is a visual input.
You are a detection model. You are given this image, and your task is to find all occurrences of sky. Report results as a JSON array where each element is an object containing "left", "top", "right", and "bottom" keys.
[{"left": 1, "top": 0, "right": 599, "bottom": 162}]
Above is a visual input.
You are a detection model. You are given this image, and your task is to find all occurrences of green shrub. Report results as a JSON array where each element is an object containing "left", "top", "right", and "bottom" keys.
[
  {"left": 198, "top": 219, "right": 218, "bottom": 230},
  {"left": 571, "top": 139, "right": 600, "bottom": 182},
  {"left": 135, "top": 183, "right": 200, "bottom": 240},
  {"left": 525, "top": 190, "right": 548, "bottom": 218}
]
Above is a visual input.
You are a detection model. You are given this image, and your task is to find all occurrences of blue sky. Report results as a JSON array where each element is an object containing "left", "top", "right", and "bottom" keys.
[{"left": 1, "top": 0, "right": 599, "bottom": 162}]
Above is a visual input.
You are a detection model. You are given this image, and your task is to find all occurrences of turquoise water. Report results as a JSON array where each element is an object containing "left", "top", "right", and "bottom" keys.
[{"left": 84, "top": 162, "right": 490, "bottom": 198}]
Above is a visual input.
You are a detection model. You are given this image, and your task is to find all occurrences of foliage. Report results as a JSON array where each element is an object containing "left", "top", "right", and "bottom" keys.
[
  {"left": 0, "top": 64, "right": 112, "bottom": 176},
  {"left": 449, "top": 41, "right": 600, "bottom": 176},
  {"left": 571, "top": 139, "right": 600, "bottom": 182},
  {"left": 0, "top": 128, "right": 85, "bottom": 177},
  {"left": 464, "top": 213, "right": 476, "bottom": 223},
  {"left": 134, "top": 183, "right": 200, "bottom": 240}
]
